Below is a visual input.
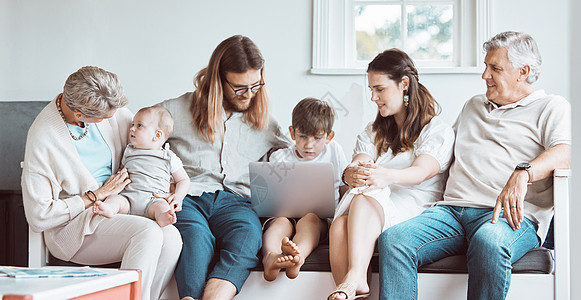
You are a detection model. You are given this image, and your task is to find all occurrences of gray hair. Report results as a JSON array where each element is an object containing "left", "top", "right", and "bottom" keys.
[
  {"left": 62, "top": 66, "right": 128, "bottom": 117},
  {"left": 483, "top": 31, "right": 542, "bottom": 84}
]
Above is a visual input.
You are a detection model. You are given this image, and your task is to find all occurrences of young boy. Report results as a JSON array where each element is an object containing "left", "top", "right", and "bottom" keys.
[
  {"left": 93, "top": 106, "right": 190, "bottom": 227},
  {"left": 262, "top": 97, "right": 348, "bottom": 281}
]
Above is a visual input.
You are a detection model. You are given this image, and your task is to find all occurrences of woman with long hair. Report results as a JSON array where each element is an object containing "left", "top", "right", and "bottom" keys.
[{"left": 327, "top": 49, "right": 455, "bottom": 300}]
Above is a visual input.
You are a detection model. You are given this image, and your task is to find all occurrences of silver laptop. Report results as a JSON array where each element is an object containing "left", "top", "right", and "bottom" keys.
[{"left": 249, "top": 161, "right": 336, "bottom": 218}]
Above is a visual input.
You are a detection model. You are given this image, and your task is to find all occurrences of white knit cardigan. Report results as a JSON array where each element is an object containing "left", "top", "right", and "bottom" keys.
[{"left": 21, "top": 98, "right": 132, "bottom": 260}]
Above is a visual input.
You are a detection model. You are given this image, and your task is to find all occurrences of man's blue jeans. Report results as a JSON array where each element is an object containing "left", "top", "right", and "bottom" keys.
[
  {"left": 173, "top": 191, "right": 262, "bottom": 299},
  {"left": 378, "top": 205, "right": 540, "bottom": 300}
]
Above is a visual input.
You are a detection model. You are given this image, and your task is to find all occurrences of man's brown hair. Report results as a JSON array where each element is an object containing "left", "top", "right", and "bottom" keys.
[{"left": 190, "top": 35, "right": 269, "bottom": 143}]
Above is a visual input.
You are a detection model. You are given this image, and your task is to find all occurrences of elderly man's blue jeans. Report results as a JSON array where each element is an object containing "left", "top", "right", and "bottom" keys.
[
  {"left": 173, "top": 191, "right": 262, "bottom": 299},
  {"left": 378, "top": 205, "right": 540, "bottom": 300}
]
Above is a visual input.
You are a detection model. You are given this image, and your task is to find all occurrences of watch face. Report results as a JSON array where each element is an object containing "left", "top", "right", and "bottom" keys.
[{"left": 516, "top": 162, "right": 531, "bottom": 170}]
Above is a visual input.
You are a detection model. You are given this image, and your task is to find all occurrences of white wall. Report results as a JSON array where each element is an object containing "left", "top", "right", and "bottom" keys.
[
  {"left": 570, "top": 0, "right": 580, "bottom": 298},
  {"left": 0, "top": 0, "right": 570, "bottom": 154}
]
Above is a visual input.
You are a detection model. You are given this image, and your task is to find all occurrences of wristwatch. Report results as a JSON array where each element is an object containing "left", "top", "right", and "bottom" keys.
[{"left": 515, "top": 162, "right": 533, "bottom": 183}]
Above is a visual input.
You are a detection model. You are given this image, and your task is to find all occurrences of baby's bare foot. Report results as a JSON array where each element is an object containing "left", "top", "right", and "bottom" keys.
[
  {"left": 281, "top": 237, "right": 301, "bottom": 256},
  {"left": 155, "top": 210, "right": 176, "bottom": 227},
  {"left": 263, "top": 252, "right": 297, "bottom": 281},
  {"left": 92, "top": 201, "right": 116, "bottom": 218}
]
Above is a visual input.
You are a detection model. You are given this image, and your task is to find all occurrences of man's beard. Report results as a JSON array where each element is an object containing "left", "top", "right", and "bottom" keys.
[{"left": 223, "top": 95, "right": 252, "bottom": 113}]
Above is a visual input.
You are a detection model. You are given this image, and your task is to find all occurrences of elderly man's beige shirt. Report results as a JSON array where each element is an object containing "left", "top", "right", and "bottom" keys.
[
  {"left": 159, "top": 92, "right": 291, "bottom": 199},
  {"left": 441, "top": 90, "right": 571, "bottom": 240}
]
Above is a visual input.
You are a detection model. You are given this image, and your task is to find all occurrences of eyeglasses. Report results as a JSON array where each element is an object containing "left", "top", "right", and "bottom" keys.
[{"left": 225, "top": 80, "right": 265, "bottom": 96}]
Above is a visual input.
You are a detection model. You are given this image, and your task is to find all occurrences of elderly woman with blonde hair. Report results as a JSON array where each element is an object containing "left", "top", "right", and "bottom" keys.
[{"left": 21, "top": 66, "right": 182, "bottom": 300}]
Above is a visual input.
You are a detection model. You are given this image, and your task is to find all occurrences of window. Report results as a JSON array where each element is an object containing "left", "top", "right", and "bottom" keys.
[{"left": 312, "top": 0, "right": 491, "bottom": 74}]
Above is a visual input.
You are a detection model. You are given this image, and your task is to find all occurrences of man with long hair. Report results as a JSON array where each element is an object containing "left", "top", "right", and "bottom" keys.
[{"left": 158, "top": 35, "right": 290, "bottom": 300}]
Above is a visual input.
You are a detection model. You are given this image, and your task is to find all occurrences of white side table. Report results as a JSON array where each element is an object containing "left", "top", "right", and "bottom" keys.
[{"left": 0, "top": 268, "right": 140, "bottom": 300}]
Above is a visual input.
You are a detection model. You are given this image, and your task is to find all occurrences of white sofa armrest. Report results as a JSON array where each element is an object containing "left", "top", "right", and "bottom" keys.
[
  {"left": 28, "top": 227, "right": 46, "bottom": 267},
  {"left": 553, "top": 168, "right": 571, "bottom": 300}
]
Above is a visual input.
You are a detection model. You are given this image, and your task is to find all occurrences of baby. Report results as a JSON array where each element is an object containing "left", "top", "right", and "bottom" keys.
[{"left": 93, "top": 106, "right": 189, "bottom": 227}]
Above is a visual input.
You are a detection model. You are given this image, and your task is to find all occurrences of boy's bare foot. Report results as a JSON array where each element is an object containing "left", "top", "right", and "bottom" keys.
[
  {"left": 285, "top": 253, "right": 305, "bottom": 279},
  {"left": 280, "top": 237, "right": 303, "bottom": 279},
  {"left": 92, "top": 201, "right": 116, "bottom": 218},
  {"left": 262, "top": 252, "right": 298, "bottom": 281},
  {"left": 155, "top": 209, "right": 177, "bottom": 227},
  {"left": 281, "top": 236, "right": 300, "bottom": 256}
]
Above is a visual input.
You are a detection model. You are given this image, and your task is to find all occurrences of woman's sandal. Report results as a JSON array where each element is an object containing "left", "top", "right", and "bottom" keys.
[{"left": 327, "top": 282, "right": 370, "bottom": 300}]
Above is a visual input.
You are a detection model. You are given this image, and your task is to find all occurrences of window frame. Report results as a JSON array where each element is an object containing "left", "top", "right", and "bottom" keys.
[{"left": 311, "top": 0, "right": 491, "bottom": 75}]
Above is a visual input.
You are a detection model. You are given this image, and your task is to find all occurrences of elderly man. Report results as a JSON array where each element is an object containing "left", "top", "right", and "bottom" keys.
[
  {"left": 158, "top": 35, "right": 290, "bottom": 300},
  {"left": 378, "top": 31, "right": 571, "bottom": 300}
]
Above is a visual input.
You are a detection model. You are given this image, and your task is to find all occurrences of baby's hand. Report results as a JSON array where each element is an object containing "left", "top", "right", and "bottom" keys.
[
  {"left": 172, "top": 198, "right": 183, "bottom": 212},
  {"left": 153, "top": 192, "right": 182, "bottom": 212},
  {"left": 153, "top": 192, "right": 174, "bottom": 204}
]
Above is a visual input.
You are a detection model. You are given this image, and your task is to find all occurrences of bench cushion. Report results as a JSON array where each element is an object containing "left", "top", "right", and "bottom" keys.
[
  {"left": 417, "top": 247, "right": 553, "bottom": 274},
  {"left": 252, "top": 244, "right": 554, "bottom": 274}
]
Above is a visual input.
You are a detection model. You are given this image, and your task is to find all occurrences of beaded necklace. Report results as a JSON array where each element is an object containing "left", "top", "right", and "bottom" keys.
[{"left": 56, "top": 96, "right": 89, "bottom": 141}]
